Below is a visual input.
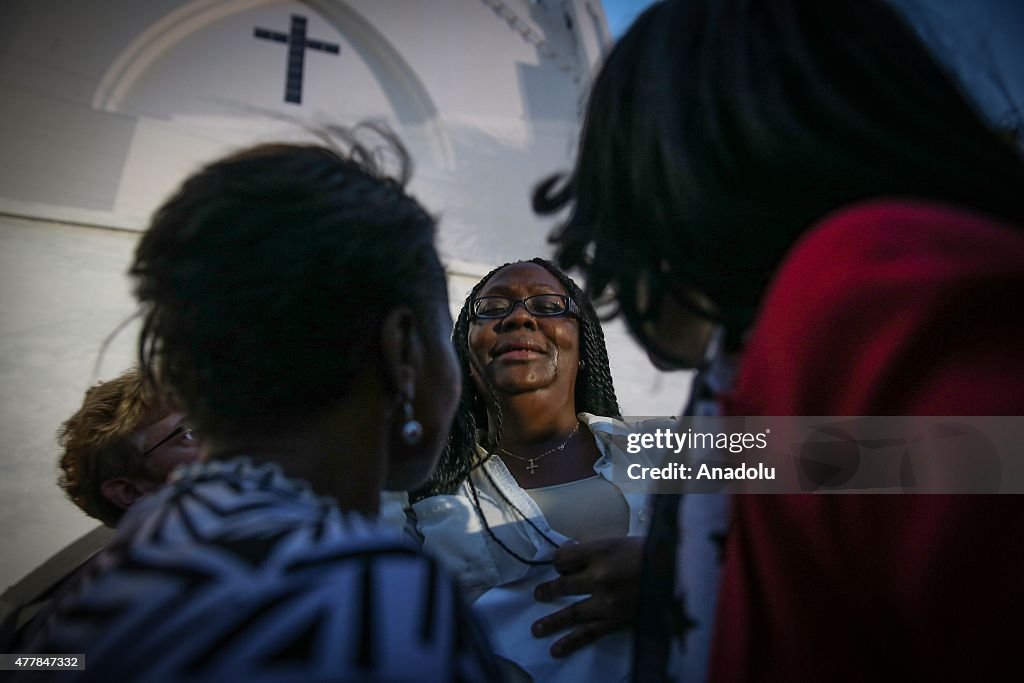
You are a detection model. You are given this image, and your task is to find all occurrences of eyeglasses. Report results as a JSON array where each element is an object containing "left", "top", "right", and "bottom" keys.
[
  {"left": 472, "top": 294, "right": 580, "bottom": 319},
  {"left": 142, "top": 424, "right": 198, "bottom": 458}
]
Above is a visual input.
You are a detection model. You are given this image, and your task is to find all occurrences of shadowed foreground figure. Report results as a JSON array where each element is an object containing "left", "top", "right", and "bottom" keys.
[
  {"left": 536, "top": 0, "right": 1024, "bottom": 680},
  {"left": 18, "top": 129, "right": 501, "bottom": 682}
]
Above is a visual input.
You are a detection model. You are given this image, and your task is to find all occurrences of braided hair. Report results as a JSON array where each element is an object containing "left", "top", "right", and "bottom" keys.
[{"left": 412, "top": 257, "right": 620, "bottom": 498}]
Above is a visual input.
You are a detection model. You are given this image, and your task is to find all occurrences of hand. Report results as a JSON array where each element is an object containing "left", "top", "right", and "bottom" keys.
[{"left": 531, "top": 536, "right": 645, "bottom": 658}]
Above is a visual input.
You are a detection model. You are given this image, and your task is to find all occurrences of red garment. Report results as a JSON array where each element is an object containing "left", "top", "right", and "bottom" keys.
[{"left": 711, "top": 200, "right": 1024, "bottom": 682}]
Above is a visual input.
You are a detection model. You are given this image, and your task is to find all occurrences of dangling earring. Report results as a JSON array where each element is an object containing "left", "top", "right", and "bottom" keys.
[{"left": 400, "top": 397, "right": 423, "bottom": 445}]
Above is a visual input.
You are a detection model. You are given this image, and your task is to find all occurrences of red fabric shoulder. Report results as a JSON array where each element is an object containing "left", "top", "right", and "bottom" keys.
[
  {"left": 710, "top": 200, "right": 1024, "bottom": 682},
  {"left": 725, "top": 199, "right": 1024, "bottom": 416}
]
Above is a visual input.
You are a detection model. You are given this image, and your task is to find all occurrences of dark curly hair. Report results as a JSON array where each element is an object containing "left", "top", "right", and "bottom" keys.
[
  {"left": 535, "top": 0, "right": 1024, "bottom": 357},
  {"left": 412, "top": 257, "right": 621, "bottom": 501},
  {"left": 131, "top": 125, "right": 447, "bottom": 438}
]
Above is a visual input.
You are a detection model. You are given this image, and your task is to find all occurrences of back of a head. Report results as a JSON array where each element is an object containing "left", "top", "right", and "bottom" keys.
[
  {"left": 131, "top": 128, "right": 446, "bottom": 439},
  {"left": 542, "top": 0, "right": 1024, "bottom": 345}
]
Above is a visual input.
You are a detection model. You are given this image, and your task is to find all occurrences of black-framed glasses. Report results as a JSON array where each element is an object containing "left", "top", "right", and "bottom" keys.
[
  {"left": 142, "top": 424, "right": 197, "bottom": 458},
  {"left": 472, "top": 294, "right": 580, "bottom": 320}
]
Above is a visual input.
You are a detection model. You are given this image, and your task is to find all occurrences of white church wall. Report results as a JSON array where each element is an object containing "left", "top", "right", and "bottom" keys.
[
  {"left": 0, "top": 0, "right": 592, "bottom": 264},
  {"left": 564, "top": 0, "right": 612, "bottom": 81},
  {"left": 0, "top": 216, "right": 140, "bottom": 592},
  {"left": 0, "top": 1, "right": 693, "bottom": 591}
]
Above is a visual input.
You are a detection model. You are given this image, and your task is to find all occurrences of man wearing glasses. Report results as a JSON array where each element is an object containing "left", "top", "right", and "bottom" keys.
[
  {"left": 56, "top": 366, "right": 204, "bottom": 525},
  {"left": 1, "top": 367, "right": 202, "bottom": 645}
]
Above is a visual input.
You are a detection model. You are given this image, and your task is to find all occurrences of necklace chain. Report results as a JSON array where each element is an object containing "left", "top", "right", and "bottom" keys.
[{"left": 499, "top": 422, "right": 580, "bottom": 474}]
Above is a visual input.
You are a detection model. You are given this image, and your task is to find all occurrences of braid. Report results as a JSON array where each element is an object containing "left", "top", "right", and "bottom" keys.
[
  {"left": 411, "top": 263, "right": 511, "bottom": 500},
  {"left": 530, "top": 258, "right": 622, "bottom": 420},
  {"left": 577, "top": 304, "right": 621, "bottom": 418},
  {"left": 467, "top": 460, "right": 559, "bottom": 566}
]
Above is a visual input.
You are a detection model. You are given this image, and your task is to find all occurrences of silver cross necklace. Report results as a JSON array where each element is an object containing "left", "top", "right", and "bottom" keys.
[{"left": 499, "top": 422, "right": 580, "bottom": 474}]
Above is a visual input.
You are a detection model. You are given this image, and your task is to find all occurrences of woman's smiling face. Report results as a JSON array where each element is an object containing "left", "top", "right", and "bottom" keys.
[{"left": 467, "top": 262, "right": 580, "bottom": 401}]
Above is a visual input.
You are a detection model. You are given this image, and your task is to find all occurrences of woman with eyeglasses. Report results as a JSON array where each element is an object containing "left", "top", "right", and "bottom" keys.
[
  {"left": 411, "top": 258, "right": 666, "bottom": 682},
  {"left": 16, "top": 129, "right": 500, "bottom": 682}
]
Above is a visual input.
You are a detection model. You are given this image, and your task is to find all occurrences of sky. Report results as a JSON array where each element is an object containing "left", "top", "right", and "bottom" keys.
[
  {"left": 601, "top": 0, "right": 657, "bottom": 38},
  {"left": 598, "top": 0, "right": 1023, "bottom": 131}
]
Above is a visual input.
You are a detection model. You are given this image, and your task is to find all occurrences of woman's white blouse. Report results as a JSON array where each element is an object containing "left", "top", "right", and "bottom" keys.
[
  {"left": 408, "top": 414, "right": 676, "bottom": 682},
  {"left": 412, "top": 413, "right": 667, "bottom": 600}
]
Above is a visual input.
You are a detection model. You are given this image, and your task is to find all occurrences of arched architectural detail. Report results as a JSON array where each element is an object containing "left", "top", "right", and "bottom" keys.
[{"left": 91, "top": 0, "right": 455, "bottom": 169}]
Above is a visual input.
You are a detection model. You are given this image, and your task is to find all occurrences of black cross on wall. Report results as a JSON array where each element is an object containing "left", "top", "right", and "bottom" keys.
[{"left": 253, "top": 15, "right": 340, "bottom": 105}]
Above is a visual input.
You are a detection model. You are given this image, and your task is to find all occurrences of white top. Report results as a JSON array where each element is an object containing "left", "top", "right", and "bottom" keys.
[
  {"left": 411, "top": 413, "right": 677, "bottom": 683},
  {"left": 526, "top": 476, "right": 629, "bottom": 543}
]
